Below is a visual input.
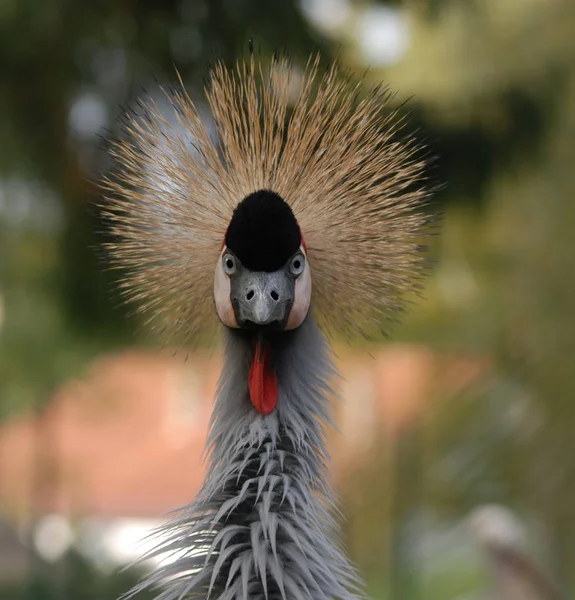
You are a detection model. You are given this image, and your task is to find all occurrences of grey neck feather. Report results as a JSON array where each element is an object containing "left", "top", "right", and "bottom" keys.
[{"left": 127, "top": 315, "right": 365, "bottom": 600}]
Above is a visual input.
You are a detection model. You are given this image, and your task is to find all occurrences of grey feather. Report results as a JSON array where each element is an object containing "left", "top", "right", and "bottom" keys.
[{"left": 125, "top": 315, "right": 365, "bottom": 600}]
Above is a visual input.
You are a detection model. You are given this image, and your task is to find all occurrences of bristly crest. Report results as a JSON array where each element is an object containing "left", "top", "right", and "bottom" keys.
[{"left": 100, "top": 53, "right": 432, "bottom": 343}]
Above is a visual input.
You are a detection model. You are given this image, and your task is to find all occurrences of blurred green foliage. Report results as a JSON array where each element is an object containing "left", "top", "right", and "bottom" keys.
[
  {"left": 0, "top": 0, "right": 323, "bottom": 411},
  {"left": 342, "top": 1, "right": 575, "bottom": 597},
  {"left": 0, "top": 551, "right": 153, "bottom": 600}
]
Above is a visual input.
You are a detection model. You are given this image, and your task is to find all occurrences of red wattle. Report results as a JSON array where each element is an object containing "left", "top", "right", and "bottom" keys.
[{"left": 248, "top": 340, "right": 278, "bottom": 414}]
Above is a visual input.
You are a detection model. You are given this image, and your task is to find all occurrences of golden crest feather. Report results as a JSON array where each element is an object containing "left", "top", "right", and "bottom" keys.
[{"left": 100, "top": 53, "right": 432, "bottom": 343}]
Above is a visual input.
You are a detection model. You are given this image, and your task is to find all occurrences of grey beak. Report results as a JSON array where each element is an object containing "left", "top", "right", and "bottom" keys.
[{"left": 231, "top": 270, "right": 294, "bottom": 329}]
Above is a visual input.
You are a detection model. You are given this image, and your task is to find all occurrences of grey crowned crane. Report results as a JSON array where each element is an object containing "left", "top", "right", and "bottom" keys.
[{"left": 101, "top": 51, "right": 432, "bottom": 600}]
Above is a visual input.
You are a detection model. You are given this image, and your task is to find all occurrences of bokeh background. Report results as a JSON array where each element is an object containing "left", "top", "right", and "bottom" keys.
[{"left": 1, "top": 0, "right": 575, "bottom": 598}]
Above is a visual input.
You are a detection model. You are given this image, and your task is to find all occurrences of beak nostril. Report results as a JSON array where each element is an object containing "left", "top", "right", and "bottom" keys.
[
  {"left": 270, "top": 290, "right": 279, "bottom": 301},
  {"left": 246, "top": 290, "right": 255, "bottom": 301}
]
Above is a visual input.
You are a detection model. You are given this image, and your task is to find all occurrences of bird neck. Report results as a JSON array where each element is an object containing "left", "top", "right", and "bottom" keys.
[
  {"left": 137, "top": 315, "right": 363, "bottom": 600},
  {"left": 212, "top": 314, "right": 336, "bottom": 451}
]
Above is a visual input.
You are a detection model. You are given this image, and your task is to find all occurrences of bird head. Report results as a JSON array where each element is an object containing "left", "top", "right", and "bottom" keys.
[
  {"left": 214, "top": 190, "right": 311, "bottom": 332},
  {"left": 100, "top": 52, "right": 433, "bottom": 353}
]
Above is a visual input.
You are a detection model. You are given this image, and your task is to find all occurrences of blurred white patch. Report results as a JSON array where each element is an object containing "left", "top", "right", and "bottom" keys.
[
  {"left": 91, "top": 47, "right": 128, "bottom": 87},
  {"left": 131, "top": 89, "right": 216, "bottom": 208},
  {"left": 356, "top": 5, "right": 411, "bottom": 67},
  {"left": 300, "top": 0, "right": 352, "bottom": 36},
  {"left": 270, "top": 62, "right": 304, "bottom": 105},
  {"left": 467, "top": 504, "right": 527, "bottom": 551},
  {"left": 76, "top": 518, "right": 205, "bottom": 571},
  {"left": 78, "top": 518, "right": 156, "bottom": 569},
  {"left": 0, "top": 178, "right": 62, "bottom": 232},
  {"left": 34, "top": 515, "right": 74, "bottom": 562},
  {"left": 68, "top": 91, "right": 108, "bottom": 140}
]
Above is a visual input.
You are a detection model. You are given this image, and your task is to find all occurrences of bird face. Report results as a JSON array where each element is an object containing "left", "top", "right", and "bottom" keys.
[
  {"left": 213, "top": 190, "right": 312, "bottom": 332},
  {"left": 214, "top": 245, "right": 311, "bottom": 330}
]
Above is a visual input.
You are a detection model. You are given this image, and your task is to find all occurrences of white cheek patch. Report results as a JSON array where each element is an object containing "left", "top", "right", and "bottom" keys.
[
  {"left": 214, "top": 253, "right": 238, "bottom": 328},
  {"left": 286, "top": 251, "right": 312, "bottom": 330}
]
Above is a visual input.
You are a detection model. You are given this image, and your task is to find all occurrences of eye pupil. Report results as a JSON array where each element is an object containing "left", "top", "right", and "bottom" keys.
[
  {"left": 226, "top": 259, "right": 233, "bottom": 269},
  {"left": 293, "top": 260, "right": 301, "bottom": 269}
]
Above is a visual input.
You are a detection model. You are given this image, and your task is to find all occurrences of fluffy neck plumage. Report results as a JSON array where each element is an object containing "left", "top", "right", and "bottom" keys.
[{"left": 131, "top": 316, "right": 363, "bottom": 600}]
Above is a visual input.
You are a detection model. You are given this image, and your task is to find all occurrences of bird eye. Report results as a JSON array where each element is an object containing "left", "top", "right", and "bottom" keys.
[
  {"left": 222, "top": 253, "right": 237, "bottom": 276},
  {"left": 290, "top": 253, "right": 305, "bottom": 277}
]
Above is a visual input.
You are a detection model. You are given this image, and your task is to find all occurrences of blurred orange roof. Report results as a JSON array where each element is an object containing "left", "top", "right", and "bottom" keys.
[{"left": 0, "top": 345, "right": 485, "bottom": 521}]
